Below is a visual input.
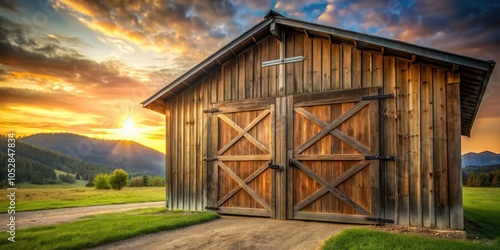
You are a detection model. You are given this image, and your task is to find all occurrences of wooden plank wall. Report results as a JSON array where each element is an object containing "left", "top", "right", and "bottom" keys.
[{"left": 164, "top": 30, "right": 463, "bottom": 229}]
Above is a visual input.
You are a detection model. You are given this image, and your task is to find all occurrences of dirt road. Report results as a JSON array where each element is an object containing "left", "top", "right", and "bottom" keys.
[
  {"left": 2, "top": 201, "right": 165, "bottom": 230},
  {"left": 91, "top": 216, "right": 354, "bottom": 250}
]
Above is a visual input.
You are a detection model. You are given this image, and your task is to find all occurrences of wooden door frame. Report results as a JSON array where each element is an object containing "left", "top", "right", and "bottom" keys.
[
  {"left": 285, "top": 87, "right": 381, "bottom": 224},
  {"left": 207, "top": 97, "right": 278, "bottom": 218}
]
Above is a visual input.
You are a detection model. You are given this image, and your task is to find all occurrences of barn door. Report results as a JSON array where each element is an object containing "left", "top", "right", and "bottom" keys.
[
  {"left": 287, "top": 87, "right": 381, "bottom": 224},
  {"left": 208, "top": 98, "right": 276, "bottom": 218}
]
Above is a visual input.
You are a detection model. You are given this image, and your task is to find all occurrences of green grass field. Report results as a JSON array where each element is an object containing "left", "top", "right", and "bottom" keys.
[
  {"left": 0, "top": 187, "right": 165, "bottom": 212},
  {"left": 323, "top": 187, "right": 500, "bottom": 249},
  {"left": 0, "top": 208, "right": 219, "bottom": 250}
]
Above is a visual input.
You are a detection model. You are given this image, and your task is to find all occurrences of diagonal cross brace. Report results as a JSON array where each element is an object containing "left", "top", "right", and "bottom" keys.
[
  {"left": 218, "top": 161, "right": 270, "bottom": 207},
  {"left": 218, "top": 161, "right": 271, "bottom": 211},
  {"left": 294, "top": 101, "right": 369, "bottom": 155},
  {"left": 218, "top": 110, "right": 270, "bottom": 155},
  {"left": 291, "top": 159, "right": 370, "bottom": 215},
  {"left": 294, "top": 160, "right": 370, "bottom": 211},
  {"left": 294, "top": 107, "right": 371, "bottom": 155}
]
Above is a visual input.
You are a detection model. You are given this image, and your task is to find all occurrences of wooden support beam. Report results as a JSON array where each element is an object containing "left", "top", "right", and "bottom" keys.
[{"left": 270, "top": 22, "right": 282, "bottom": 41}]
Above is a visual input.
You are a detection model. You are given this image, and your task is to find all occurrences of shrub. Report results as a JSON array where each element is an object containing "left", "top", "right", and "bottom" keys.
[
  {"left": 94, "top": 174, "right": 110, "bottom": 189},
  {"left": 150, "top": 177, "right": 166, "bottom": 187},
  {"left": 59, "top": 173, "right": 76, "bottom": 183},
  {"left": 85, "top": 180, "right": 94, "bottom": 187},
  {"left": 109, "top": 169, "right": 128, "bottom": 190},
  {"left": 128, "top": 176, "right": 144, "bottom": 187}
]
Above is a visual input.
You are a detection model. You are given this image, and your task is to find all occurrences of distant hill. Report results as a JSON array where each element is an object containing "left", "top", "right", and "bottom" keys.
[
  {"left": 462, "top": 151, "right": 500, "bottom": 167},
  {"left": 0, "top": 136, "right": 110, "bottom": 185},
  {"left": 21, "top": 133, "right": 165, "bottom": 176}
]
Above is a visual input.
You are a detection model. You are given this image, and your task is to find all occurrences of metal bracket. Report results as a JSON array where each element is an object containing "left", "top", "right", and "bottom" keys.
[
  {"left": 205, "top": 206, "right": 219, "bottom": 211},
  {"left": 361, "top": 94, "right": 394, "bottom": 100},
  {"left": 268, "top": 161, "right": 283, "bottom": 170},
  {"left": 365, "top": 217, "right": 394, "bottom": 226},
  {"left": 202, "top": 157, "right": 218, "bottom": 162},
  {"left": 203, "top": 108, "right": 220, "bottom": 113},
  {"left": 365, "top": 155, "right": 395, "bottom": 161}
]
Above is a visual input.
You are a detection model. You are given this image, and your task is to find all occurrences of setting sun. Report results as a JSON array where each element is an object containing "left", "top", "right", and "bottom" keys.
[{"left": 124, "top": 118, "right": 135, "bottom": 130}]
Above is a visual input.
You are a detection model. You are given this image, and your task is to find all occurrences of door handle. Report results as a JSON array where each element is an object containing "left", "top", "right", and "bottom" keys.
[{"left": 268, "top": 161, "right": 283, "bottom": 170}]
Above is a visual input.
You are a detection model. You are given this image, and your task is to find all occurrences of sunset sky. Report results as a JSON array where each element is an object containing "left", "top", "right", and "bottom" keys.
[{"left": 0, "top": 0, "right": 499, "bottom": 154}]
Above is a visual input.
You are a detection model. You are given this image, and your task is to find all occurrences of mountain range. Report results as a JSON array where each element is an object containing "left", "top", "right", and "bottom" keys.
[
  {"left": 21, "top": 133, "right": 165, "bottom": 176},
  {"left": 462, "top": 151, "right": 500, "bottom": 167}
]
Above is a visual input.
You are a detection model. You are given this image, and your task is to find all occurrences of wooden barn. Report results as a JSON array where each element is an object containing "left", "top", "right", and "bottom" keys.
[{"left": 142, "top": 10, "right": 495, "bottom": 229}]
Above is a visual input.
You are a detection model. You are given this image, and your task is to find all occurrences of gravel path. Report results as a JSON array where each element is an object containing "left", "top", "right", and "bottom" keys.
[
  {"left": 91, "top": 216, "right": 354, "bottom": 250},
  {"left": 2, "top": 201, "right": 165, "bottom": 230}
]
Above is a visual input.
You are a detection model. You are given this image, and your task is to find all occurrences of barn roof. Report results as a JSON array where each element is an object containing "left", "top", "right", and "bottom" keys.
[{"left": 142, "top": 10, "right": 495, "bottom": 137}]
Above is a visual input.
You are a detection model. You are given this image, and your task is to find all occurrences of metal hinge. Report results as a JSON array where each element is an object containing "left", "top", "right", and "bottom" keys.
[
  {"left": 361, "top": 94, "right": 394, "bottom": 100},
  {"left": 205, "top": 206, "right": 219, "bottom": 211},
  {"left": 365, "top": 155, "right": 395, "bottom": 161},
  {"left": 203, "top": 108, "right": 220, "bottom": 113},
  {"left": 365, "top": 217, "right": 394, "bottom": 226},
  {"left": 202, "top": 157, "right": 218, "bottom": 162}
]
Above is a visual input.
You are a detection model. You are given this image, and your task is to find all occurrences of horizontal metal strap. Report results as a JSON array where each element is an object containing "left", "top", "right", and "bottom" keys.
[
  {"left": 262, "top": 56, "right": 305, "bottom": 67},
  {"left": 365, "top": 155, "right": 395, "bottom": 161},
  {"left": 361, "top": 94, "right": 394, "bottom": 100}
]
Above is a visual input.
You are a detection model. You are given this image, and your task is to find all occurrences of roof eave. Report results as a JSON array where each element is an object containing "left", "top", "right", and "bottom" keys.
[{"left": 464, "top": 61, "right": 496, "bottom": 137}]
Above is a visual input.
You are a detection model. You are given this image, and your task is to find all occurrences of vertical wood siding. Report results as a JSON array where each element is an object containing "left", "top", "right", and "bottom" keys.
[{"left": 164, "top": 30, "right": 463, "bottom": 229}]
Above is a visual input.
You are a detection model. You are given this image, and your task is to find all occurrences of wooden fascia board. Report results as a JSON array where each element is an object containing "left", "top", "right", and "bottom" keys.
[{"left": 274, "top": 18, "right": 492, "bottom": 71}]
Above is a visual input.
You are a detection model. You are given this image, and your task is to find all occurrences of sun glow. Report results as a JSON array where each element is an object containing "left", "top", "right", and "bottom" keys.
[{"left": 120, "top": 118, "right": 138, "bottom": 138}]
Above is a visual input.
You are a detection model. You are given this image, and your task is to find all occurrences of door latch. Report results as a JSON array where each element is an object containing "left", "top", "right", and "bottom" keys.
[{"left": 268, "top": 161, "right": 283, "bottom": 170}]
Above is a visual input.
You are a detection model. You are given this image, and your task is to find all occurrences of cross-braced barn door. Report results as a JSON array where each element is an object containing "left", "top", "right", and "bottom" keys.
[
  {"left": 208, "top": 98, "right": 276, "bottom": 218},
  {"left": 287, "top": 87, "right": 381, "bottom": 224}
]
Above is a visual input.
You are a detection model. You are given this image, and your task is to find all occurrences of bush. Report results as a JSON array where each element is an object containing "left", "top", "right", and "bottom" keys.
[
  {"left": 85, "top": 180, "right": 94, "bottom": 187},
  {"left": 59, "top": 173, "right": 76, "bottom": 183},
  {"left": 94, "top": 174, "right": 110, "bottom": 189},
  {"left": 109, "top": 169, "right": 128, "bottom": 190},
  {"left": 128, "top": 176, "right": 144, "bottom": 187},
  {"left": 150, "top": 177, "right": 166, "bottom": 187}
]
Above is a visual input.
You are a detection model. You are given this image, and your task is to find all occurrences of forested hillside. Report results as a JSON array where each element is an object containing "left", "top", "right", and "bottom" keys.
[{"left": 0, "top": 135, "right": 110, "bottom": 186}]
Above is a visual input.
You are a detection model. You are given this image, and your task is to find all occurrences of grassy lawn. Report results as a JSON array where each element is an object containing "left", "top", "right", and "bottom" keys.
[
  {"left": 0, "top": 208, "right": 219, "bottom": 250},
  {"left": 323, "top": 187, "right": 500, "bottom": 249},
  {"left": 0, "top": 187, "right": 165, "bottom": 212}
]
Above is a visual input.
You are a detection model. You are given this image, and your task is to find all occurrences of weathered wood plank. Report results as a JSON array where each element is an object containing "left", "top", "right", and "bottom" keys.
[
  {"left": 362, "top": 51, "right": 373, "bottom": 87},
  {"left": 342, "top": 45, "right": 352, "bottom": 89},
  {"left": 165, "top": 100, "right": 172, "bottom": 210},
  {"left": 372, "top": 54, "right": 383, "bottom": 87},
  {"left": 218, "top": 207, "right": 270, "bottom": 217},
  {"left": 304, "top": 35, "right": 313, "bottom": 93},
  {"left": 245, "top": 49, "right": 254, "bottom": 99},
  {"left": 331, "top": 43, "right": 341, "bottom": 90},
  {"left": 322, "top": 39, "right": 331, "bottom": 91},
  {"left": 396, "top": 59, "right": 410, "bottom": 226},
  {"left": 285, "top": 31, "right": 295, "bottom": 95},
  {"left": 261, "top": 38, "right": 270, "bottom": 97},
  {"left": 433, "top": 69, "right": 449, "bottom": 229},
  {"left": 210, "top": 109, "right": 219, "bottom": 209},
  {"left": 446, "top": 72, "right": 463, "bottom": 230},
  {"left": 294, "top": 154, "right": 365, "bottom": 161},
  {"left": 238, "top": 52, "right": 246, "bottom": 100},
  {"left": 286, "top": 95, "right": 295, "bottom": 219},
  {"left": 294, "top": 211, "right": 375, "bottom": 224},
  {"left": 269, "top": 37, "right": 278, "bottom": 97},
  {"left": 353, "top": 49, "right": 362, "bottom": 88},
  {"left": 294, "top": 33, "right": 304, "bottom": 94},
  {"left": 217, "top": 155, "right": 272, "bottom": 161},
  {"left": 254, "top": 46, "right": 262, "bottom": 98},
  {"left": 218, "top": 114, "right": 270, "bottom": 154},
  {"left": 313, "top": 38, "right": 322, "bottom": 93},
  {"left": 409, "top": 64, "right": 422, "bottom": 226},
  {"left": 368, "top": 87, "right": 380, "bottom": 218},
  {"left": 277, "top": 97, "right": 287, "bottom": 219},
  {"left": 292, "top": 87, "right": 371, "bottom": 107},
  {"left": 383, "top": 56, "right": 397, "bottom": 221},
  {"left": 420, "top": 66, "right": 435, "bottom": 227}
]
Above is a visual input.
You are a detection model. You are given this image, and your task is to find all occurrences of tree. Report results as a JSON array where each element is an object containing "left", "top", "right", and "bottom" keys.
[
  {"left": 109, "top": 169, "right": 128, "bottom": 190},
  {"left": 142, "top": 175, "right": 149, "bottom": 187},
  {"left": 94, "top": 173, "right": 110, "bottom": 189},
  {"left": 75, "top": 173, "right": 82, "bottom": 180}
]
